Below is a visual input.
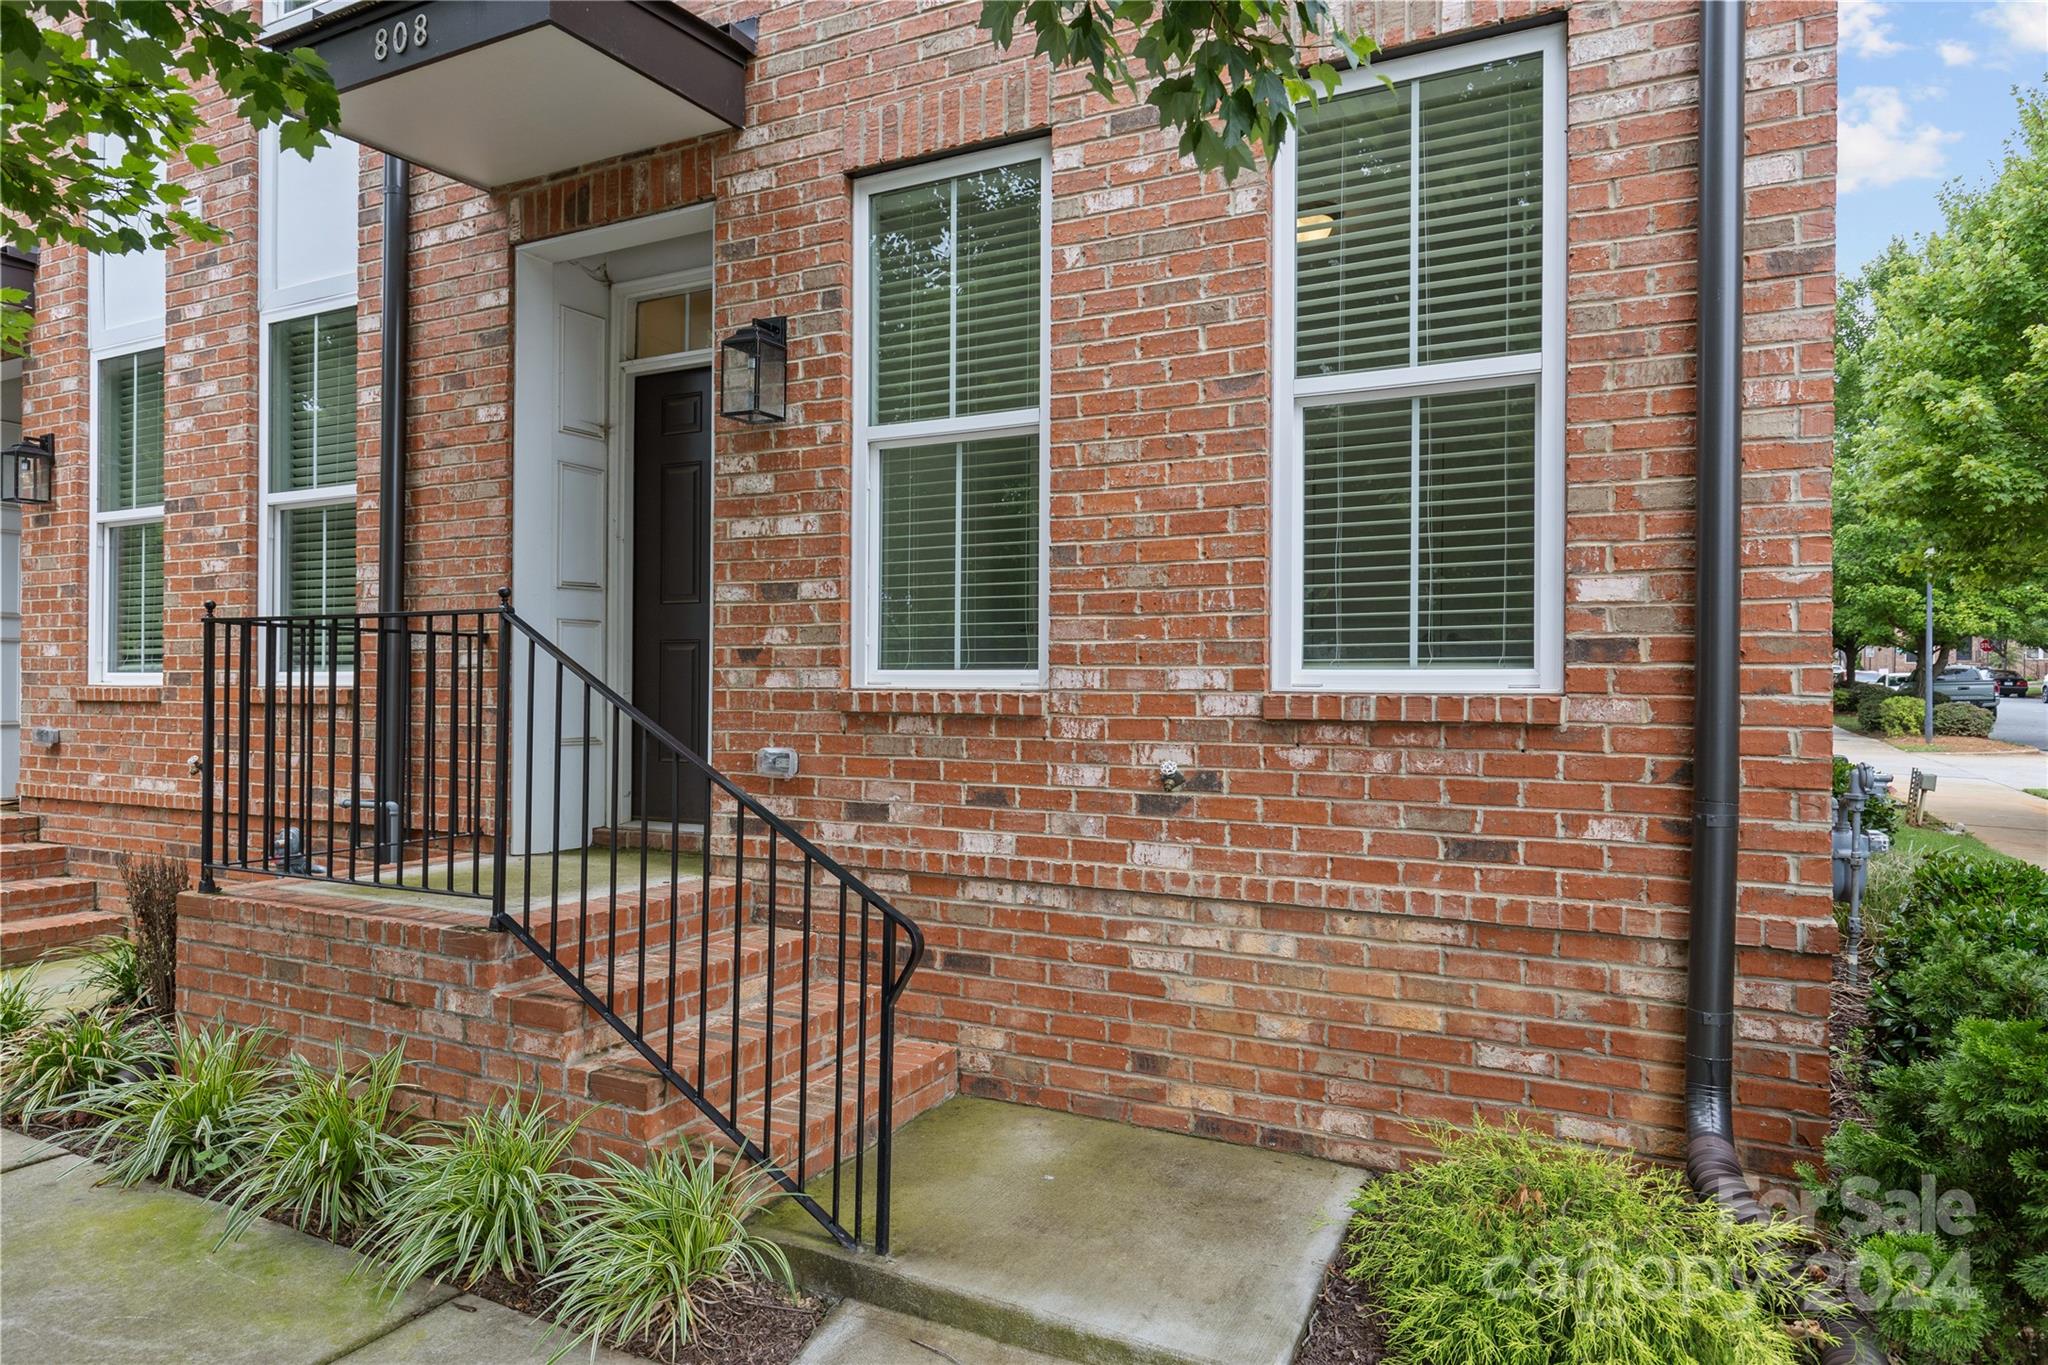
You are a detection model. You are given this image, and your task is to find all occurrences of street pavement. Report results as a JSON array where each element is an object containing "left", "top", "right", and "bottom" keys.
[
  {"left": 1991, "top": 695, "right": 2048, "bottom": 752},
  {"left": 1835, "top": 727, "right": 2048, "bottom": 869}
]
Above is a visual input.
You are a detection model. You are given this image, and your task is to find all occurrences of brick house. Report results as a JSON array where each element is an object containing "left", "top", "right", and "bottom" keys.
[{"left": 8, "top": 0, "right": 1837, "bottom": 1251}]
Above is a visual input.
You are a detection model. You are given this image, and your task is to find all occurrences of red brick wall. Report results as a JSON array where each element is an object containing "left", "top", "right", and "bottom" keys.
[{"left": 21, "top": 0, "right": 1837, "bottom": 1174}]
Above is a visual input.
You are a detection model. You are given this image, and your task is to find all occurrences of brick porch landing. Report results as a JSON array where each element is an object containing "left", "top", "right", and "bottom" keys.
[
  {"left": 760, "top": 1097, "right": 1362, "bottom": 1365},
  {"left": 176, "top": 879, "right": 955, "bottom": 1170}
]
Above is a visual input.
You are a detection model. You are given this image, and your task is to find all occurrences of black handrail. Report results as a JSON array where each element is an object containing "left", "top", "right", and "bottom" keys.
[{"left": 198, "top": 594, "right": 925, "bottom": 1253}]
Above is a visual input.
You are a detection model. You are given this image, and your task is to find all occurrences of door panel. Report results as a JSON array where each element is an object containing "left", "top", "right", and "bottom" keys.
[{"left": 632, "top": 368, "right": 712, "bottom": 823}]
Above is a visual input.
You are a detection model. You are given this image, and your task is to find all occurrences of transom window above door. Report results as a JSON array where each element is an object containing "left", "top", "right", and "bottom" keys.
[
  {"left": 1272, "top": 27, "right": 1564, "bottom": 695},
  {"left": 853, "top": 142, "right": 1050, "bottom": 687},
  {"left": 634, "top": 287, "right": 713, "bottom": 359}
]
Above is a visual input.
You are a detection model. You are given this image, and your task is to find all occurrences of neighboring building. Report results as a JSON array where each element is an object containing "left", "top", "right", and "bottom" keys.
[{"left": 11, "top": 0, "right": 1837, "bottom": 1211}]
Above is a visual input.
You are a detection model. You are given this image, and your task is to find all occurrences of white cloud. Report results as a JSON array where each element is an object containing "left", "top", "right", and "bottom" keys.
[
  {"left": 1978, "top": 1, "right": 2048, "bottom": 55},
  {"left": 1841, "top": 0, "right": 1906, "bottom": 57},
  {"left": 1839, "top": 87, "right": 1962, "bottom": 193},
  {"left": 1936, "top": 39, "right": 1977, "bottom": 66}
]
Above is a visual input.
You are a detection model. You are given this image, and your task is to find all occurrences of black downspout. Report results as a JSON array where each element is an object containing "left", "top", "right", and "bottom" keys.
[
  {"left": 1684, "top": 8, "right": 1882, "bottom": 1362},
  {"left": 375, "top": 158, "right": 409, "bottom": 856}
]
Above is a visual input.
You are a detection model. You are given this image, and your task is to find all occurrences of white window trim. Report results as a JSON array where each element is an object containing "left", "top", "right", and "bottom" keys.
[
  {"left": 87, "top": 340, "right": 168, "bottom": 686},
  {"left": 1270, "top": 24, "right": 1566, "bottom": 695},
  {"left": 850, "top": 139, "right": 1053, "bottom": 691},
  {"left": 258, "top": 301, "right": 359, "bottom": 683},
  {"left": 258, "top": 128, "right": 358, "bottom": 314}
]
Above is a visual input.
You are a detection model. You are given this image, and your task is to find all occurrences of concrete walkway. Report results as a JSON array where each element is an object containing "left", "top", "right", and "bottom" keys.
[
  {"left": 0, "top": 1128, "right": 637, "bottom": 1365},
  {"left": 760, "top": 1097, "right": 1362, "bottom": 1365},
  {"left": 1835, "top": 727, "right": 2048, "bottom": 868}
]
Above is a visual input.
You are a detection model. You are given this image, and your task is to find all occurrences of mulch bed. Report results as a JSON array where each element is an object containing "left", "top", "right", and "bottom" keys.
[
  {"left": 1294, "top": 1251, "right": 1387, "bottom": 1365},
  {"left": 12, "top": 1113, "right": 825, "bottom": 1365}
]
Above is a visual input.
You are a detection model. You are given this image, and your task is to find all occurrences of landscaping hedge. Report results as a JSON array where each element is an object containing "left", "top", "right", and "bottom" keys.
[
  {"left": 1872, "top": 693, "right": 1924, "bottom": 737},
  {"left": 1813, "top": 852, "right": 2048, "bottom": 1364},
  {"left": 1932, "top": 701, "right": 1994, "bottom": 737}
]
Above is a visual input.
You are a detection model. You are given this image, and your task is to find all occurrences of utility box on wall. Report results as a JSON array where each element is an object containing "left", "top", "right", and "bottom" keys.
[{"left": 755, "top": 747, "right": 798, "bottom": 780}]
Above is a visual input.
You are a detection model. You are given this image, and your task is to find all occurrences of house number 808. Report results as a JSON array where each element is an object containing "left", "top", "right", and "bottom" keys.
[{"left": 373, "top": 14, "right": 428, "bottom": 60}]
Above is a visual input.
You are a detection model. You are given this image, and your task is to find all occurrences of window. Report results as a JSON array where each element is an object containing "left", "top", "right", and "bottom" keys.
[
  {"left": 633, "top": 288, "right": 713, "bottom": 359},
  {"left": 265, "top": 308, "right": 357, "bottom": 669},
  {"left": 93, "top": 350, "right": 166, "bottom": 678},
  {"left": 853, "top": 142, "right": 1049, "bottom": 686},
  {"left": 1272, "top": 28, "right": 1563, "bottom": 693}
]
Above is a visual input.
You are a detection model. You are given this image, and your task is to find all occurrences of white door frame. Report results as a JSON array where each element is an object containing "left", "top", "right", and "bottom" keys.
[
  {"left": 604, "top": 263, "right": 715, "bottom": 761},
  {"left": 508, "top": 203, "right": 714, "bottom": 850}
]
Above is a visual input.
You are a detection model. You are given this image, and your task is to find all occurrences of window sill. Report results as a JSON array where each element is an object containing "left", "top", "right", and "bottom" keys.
[
  {"left": 1261, "top": 693, "right": 1566, "bottom": 726},
  {"left": 840, "top": 689, "right": 1045, "bottom": 718},
  {"left": 74, "top": 684, "right": 165, "bottom": 705}
]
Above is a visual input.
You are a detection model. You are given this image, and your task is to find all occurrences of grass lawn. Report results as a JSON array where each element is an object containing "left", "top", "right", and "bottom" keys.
[
  {"left": 1892, "top": 822, "right": 2008, "bottom": 861},
  {"left": 1833, "top": 711, "right": 1867, "bottom": 733},
  {"left": 2027, "top": 788, "right": 2048, "bottom": 802}
]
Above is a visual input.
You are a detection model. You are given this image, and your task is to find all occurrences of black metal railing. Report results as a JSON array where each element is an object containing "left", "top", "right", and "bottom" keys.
[{"left": 198, "top": 594, "right": 926, "bottom": 1253}]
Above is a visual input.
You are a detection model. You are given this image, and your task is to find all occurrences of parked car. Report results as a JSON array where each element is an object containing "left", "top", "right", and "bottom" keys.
[
  {"left": 1990, "top": 669, "right": 2029, "bottom": 698},
  {"left": 1907, "top": 667, "right": 2001, "bottom": 712}
]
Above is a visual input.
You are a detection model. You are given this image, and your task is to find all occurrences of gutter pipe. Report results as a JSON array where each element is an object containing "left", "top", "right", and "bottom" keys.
[
  {"left": 374, "top": 157, "right": 409, "bottom": 854},
  {"left": 1683, "top": 8, "right": 1883, "bottom": 1362}
]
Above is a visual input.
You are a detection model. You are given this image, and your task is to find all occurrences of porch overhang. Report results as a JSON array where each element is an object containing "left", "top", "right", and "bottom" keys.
[{"left": 266, "top": 1, "right": 754, "bottom": 189}]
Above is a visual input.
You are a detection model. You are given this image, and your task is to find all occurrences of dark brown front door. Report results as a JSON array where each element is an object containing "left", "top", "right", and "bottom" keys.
[{"left": 632, "top": 367, "right": 712, "bottom": 823}]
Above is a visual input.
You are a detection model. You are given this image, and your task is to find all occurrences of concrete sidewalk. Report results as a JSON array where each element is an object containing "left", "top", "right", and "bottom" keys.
[
  {"left": 1835, "top": 728, "right": 2048, "bottom": 868},
  {"left": 0, "top": 1128, "right": 638, "bottom": 1365}
]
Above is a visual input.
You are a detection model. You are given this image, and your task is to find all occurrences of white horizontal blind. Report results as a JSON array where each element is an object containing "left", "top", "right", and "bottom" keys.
[
  {"left": 871, "top": 160, "right": 1040, "bottom": 425},
  {"left": 96, "top": 349, "right": 166, "bottom": 675},
  {"left": 269, "top": 307, "right": 357, "bottom": 670},
  {"left": 271, "top": 310, "right": 357, "bottom": 492},
  {"left": 1291, "top": 48, "right": 1547, "bottom": 676},
  {"left": 109, "top": 521, "right": 164, "bottom": 674},
  {"left": 98, "top": 351, "right": 165, "bottom": 511},
  {"left": 865, "top": 152, "right": 1043, "bottom": 677}
]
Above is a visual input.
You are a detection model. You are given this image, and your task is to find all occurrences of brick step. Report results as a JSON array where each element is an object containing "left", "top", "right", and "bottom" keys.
[
  {"left": 581, "top": 973, "right": 882, "bottom": 1115},
  {"left": 484, "top": 876, "right": 742, "bottom": 989},
  {"left": 0, "top": 876, "right": 98, "bottom": 921},
  {"left": 0, "top": 909, "right": 126, "bottom": 965},
  {"left": 0, "top": 811, "right": 38, "bottom": 839},
  {"left": 591, "top": 823, "right": 707, "bottom": 855},
  {"left": 578, "top": 1036, "right": 957, "bottom": 1185},
  {"left": 0, "top": 842, "right": 68, "bottom": 879},
  {"left": 499, "top": 924, "right": 815, "bottom": 1059}
]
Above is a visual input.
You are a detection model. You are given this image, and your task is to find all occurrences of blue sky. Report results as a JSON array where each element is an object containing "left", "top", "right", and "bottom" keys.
[{"left": 1837, "top": 0, "right": 2048, "bottom": 279}]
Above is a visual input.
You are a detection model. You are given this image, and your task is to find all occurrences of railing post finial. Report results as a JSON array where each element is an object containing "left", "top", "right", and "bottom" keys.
[
  {"left": 498, "top": 586, "right": 511, "bottom": 609},
  {"left": 204, "top": 600, "right": 217, "bottom": 616}
]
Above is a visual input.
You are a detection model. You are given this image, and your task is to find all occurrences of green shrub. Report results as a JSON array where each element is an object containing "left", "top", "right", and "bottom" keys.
[
  {"left": 1815, "top": 852, "right": 2048, "bottom": 1363},
  {"left": 1821, "top": 1018, "right": 2048, "bottom": 1363},
  {"left": 1832, "top": 685, "right": 1854, "bottom": 712},
  {"left": 1864, "top": 854, "right": 2048, "bottom": 1067},
  {"left": 0, "top": 1008, "right": 171, "bottom": 1123},
  {"left": 1345, "top": 1122, "right": 1807, "bottom": 1365},
  {"left": 77, "top": 935, "right": 144, "bottom": 1009},
  {"left": 0, "top": 970, "right": 50, "bottom": 1041},
  {"left": 218, "top": 1045, "right": 411, "bottom": 1242},
  {"left": 544, "top": 1144, "right": 794, "bottom": 1361},
  {"left": 1874, "top": 694, "right": 1924, "bottom": 737},
  {"left": 359, "top": 1086, "right": 585, "bottom": 1293},
  {"left": 1853, "top": 683, "right": 1895, "bottom": 730},
  {"left": 1932, "top": 702, "right": 1994, "bottom": 737},
  {"left": 87, "top": 1024, "right": 278, "bottom": 1188},
  {"left": 118, "top": 854, "right": 186, "bottom": 1017}
]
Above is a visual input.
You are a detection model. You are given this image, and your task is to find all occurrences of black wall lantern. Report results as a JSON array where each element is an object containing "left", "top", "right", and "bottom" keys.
[
  {"left": 2, "top": 434, "right": 54, "bottom": 505},
  {"left": 720, "top": 316, "right": 787, "bottom": 425}
]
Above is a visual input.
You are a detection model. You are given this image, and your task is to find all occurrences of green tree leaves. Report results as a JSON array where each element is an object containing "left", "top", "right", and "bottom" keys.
[
  {"left": 2, "top": 1, "right": 342, "bottom": 353},
  {"left": 1834, "top": 94, "right": 2048, "bottom": 661},
  {"left": 1852, "top": 90, "right": 2048, "bottom": 569},
  {"left": 978, "top": 1, "right": 1376, "bottom": 181}
]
